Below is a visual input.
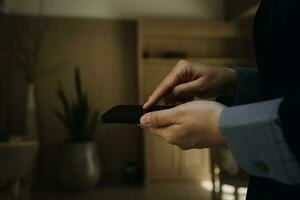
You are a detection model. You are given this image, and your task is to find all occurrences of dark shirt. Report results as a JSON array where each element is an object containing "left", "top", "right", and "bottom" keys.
[{"left": 248, "top": 0, "right": 300, "bottom": 199}]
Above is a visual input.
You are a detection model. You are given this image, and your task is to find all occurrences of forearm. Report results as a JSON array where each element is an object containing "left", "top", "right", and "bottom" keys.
[
  {"left": 233, "top": 67, "right": 261, "bottom": 105},
  {"left": 216, "top": 67, "right": 260, "bottom": 106},
  {"left": 220, "top": 98, "right": 300, "bottom": 185}
]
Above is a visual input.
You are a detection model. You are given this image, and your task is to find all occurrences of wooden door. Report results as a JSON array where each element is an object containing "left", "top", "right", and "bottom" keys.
[
  {"left": 142, "top": 61, "right": 178, "bottom": 180},
  {"left": 181, "top": 149, "right": 211, "bottom": 180}
]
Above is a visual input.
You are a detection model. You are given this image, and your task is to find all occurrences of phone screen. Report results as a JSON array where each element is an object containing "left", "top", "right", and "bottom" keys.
[{"left": 101, "top": 105, "right": 174, "bottom": 124}]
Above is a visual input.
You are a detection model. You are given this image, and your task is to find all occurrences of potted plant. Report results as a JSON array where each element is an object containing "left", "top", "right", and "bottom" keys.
[{"left": 54, "top": 67, "right": 100, "bottom": 190}]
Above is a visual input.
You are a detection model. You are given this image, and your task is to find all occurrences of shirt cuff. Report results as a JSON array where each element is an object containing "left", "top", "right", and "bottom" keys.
[
  {"left": 233, "top": 67, "right": 260, "bottom": 105},
  {"left": 220, "top": 98, "right": 300, "bottom": 185}
]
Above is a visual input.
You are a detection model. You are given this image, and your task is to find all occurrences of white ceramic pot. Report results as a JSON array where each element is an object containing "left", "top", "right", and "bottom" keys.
[{"left": 58, "top": 141, "right": 101, "bottom": 190}]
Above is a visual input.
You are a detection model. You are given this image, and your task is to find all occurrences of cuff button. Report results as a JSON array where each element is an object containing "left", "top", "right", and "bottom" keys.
[{"left": 256, "top": 161, "right": 269, "bottom": 174}]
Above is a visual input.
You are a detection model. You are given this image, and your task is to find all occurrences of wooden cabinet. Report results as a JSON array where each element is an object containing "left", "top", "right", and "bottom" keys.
[
  {"left": 146, "top": 132, "right": 210, "bottom": 181},
  {"left": 138, "top": 19, "right": 255, "bottom": 183},
  {"left": 141, "top": 59, "right": 212, "bottom": 183},
  {"left": 146, "top": 132, "right": 180, "bottom": 178}
]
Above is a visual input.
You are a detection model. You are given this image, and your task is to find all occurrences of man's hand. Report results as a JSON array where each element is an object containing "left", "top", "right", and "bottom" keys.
[
  {"left": 143, "top": 60, "right": 237, "bottom": 109},
  {"left": 140, "top": 101, "right": 226, "bottom": 150}
]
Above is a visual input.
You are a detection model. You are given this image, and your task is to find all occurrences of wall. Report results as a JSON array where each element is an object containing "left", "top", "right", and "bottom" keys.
[
  {"left": 0, "top": 15, "right": 29, "bottom": 141},
  {"left": 5, "top": 0, "right": 224, "bottom": 19},
  {"left": 0, "top": 0, "right": 5, "bottom": 12}
]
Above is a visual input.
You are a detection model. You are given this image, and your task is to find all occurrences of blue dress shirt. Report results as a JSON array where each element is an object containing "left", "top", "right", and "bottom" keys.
[{"left": 220, "top": 67, "right": 300, "bottom": 185}]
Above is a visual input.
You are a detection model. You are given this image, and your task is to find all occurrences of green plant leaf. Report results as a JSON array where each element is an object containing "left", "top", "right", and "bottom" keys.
[
  {"left": 89, "top": 110, "right": 99, "bottom": 137},
  {"left": 58, "top": 89, "right": 70, "bottom": 117},
  {"left": 57, "top": 89, "right": 75, "bottom": 132},
  {"left": 53, "top": 109, "right": 72, "bottom": 132},
  {"left": 71, "top": 103, "right": 81, "bottom": 138},
  {"left": 75, "top": 66, "right": 83, "bottom": 103},
  {"left": 53, "top": 66, "right": 100, "bottom": 143}
]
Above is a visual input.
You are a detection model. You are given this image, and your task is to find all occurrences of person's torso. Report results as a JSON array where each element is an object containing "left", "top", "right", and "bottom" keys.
[
  {"left": 248, "top": 0, "right": 300, "bottom": 199},
  {"left": 254, "top": 0, "right": 300, "bottom": 100}
]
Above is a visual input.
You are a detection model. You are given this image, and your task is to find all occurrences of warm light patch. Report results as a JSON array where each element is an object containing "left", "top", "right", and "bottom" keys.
[
  {"left": 201, "top": 180, "right": 214, "bottom": 191},
  {"left": 201, "top": 180, "right": 247, "bottom": 200}
]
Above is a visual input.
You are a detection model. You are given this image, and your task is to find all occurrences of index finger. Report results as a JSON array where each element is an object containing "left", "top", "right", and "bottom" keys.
[{"left": 143, "top": 64, "right": 183, "bottom": 109}]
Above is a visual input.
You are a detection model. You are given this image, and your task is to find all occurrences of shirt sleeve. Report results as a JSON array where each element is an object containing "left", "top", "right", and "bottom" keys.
[
  {"left": 220, "top": 98, "right": 300, "bottom": 185},
  {"left": 233, "top": 67, "right": 261, "bottom": 105}
]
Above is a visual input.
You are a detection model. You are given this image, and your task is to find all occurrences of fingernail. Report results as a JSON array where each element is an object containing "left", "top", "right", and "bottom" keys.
[
  {"left": 144, "top": 97, "right": 152, "bottom": 107},
  {"left": 144, "top": 100, "right": 150, "bottom": 107},
  {"left": 143, "top": 103, "right": 148, "bottom": 109},
  {"left": 140, "top": 115, "right": 150, "bottom": 126}
]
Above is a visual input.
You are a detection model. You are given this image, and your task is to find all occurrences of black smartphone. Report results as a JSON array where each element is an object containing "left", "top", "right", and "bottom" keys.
[{"left": 101, "top": 105, "right": 174, "bottom": 124}]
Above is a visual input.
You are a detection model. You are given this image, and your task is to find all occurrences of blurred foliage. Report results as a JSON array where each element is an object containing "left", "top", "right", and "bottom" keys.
[{"left": 54, "top": 67, "right": 99, "bottom": 142}]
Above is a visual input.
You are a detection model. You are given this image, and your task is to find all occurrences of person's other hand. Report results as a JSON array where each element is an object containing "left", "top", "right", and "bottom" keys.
[
  {"left": 143, "top": 60, "right": 237, "bottom": 109},
  {"left": 140, "top": 100, "right": 226, "bottom": 150}
]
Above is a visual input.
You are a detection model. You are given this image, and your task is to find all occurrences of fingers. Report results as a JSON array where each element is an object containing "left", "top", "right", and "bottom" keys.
[
  {"left": 161, "top": 93, "right": 194, "bottom": 105},
  {"left": 143, "top": 60, "right": 190, "bottom": 109},
  {"left": 143, "top": 73, "right": 179, "bottom": 109},
  {"left": 160, "top": 78, "right": 204, "bottom": 104},
  {"left": 144, "top": 126, "right": 176, "bottom": 145},
  {"left": 145, "top": 127, "right": 192, "bottom": 149},
  {"left": 146, "top": 127, "right": 168, "bottom": 138},
  {"left": 173, "top": 78, "right": 205, "bottom": 99},
  {"left": 140, "top": 108, "right": 176, "bottom": 127}
]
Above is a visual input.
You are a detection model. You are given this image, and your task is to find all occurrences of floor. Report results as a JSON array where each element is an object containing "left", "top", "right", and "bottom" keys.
[
  {"left": 1, "top": 181, "right": 246, "bottom": 200},
  {"left": 33, "top": 182, "right": 212, "bottom": 200}
]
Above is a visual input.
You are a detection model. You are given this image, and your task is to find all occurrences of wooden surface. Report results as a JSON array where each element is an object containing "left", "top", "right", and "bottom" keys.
[
  {"left": 141, "top": 62, "right": 211, "bottom": 181},
  {"left": 138, "top": 19, "right": 256, "bottom": 184},
  {"left": 31, "top": 182, "right": 212, "bottom": 200},
  {"left": 139, "top": 19, "right": 252, "bottom": 38}
]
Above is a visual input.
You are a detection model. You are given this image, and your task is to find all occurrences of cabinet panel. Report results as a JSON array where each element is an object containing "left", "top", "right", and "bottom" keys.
[
  {"left": 142, "top": 63, "right": 210, "bottom": 181},
  {"left": 138, "top": 19, "right": 255, "bottom": 183},
  {"left": 147, "top": 133, "right": 180, "bottom": 176},
  {"left": 142, "top": 64, "right": 178, "bottom": 179},
  {"left": 181, "top": 149, "right": 210, "bottom": 175},
  {"left": 140, "top": 62, "right": 174, "bottom": 102},
  {"left": 143, "top": 37, "right": 252, "bottom": 58}
]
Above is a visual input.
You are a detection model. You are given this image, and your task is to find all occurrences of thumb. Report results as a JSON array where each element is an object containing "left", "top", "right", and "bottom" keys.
[{"left": 140, "top": 108, "right": 175, "bottom": 127}]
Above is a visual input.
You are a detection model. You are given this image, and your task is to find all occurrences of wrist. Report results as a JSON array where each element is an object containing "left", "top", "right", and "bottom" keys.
[
  {"left": 224, "top": 67, "right": 237, "bottom": 97},
  {"left": 209, "top": 104, "right": 226, "bottom": 147}
]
